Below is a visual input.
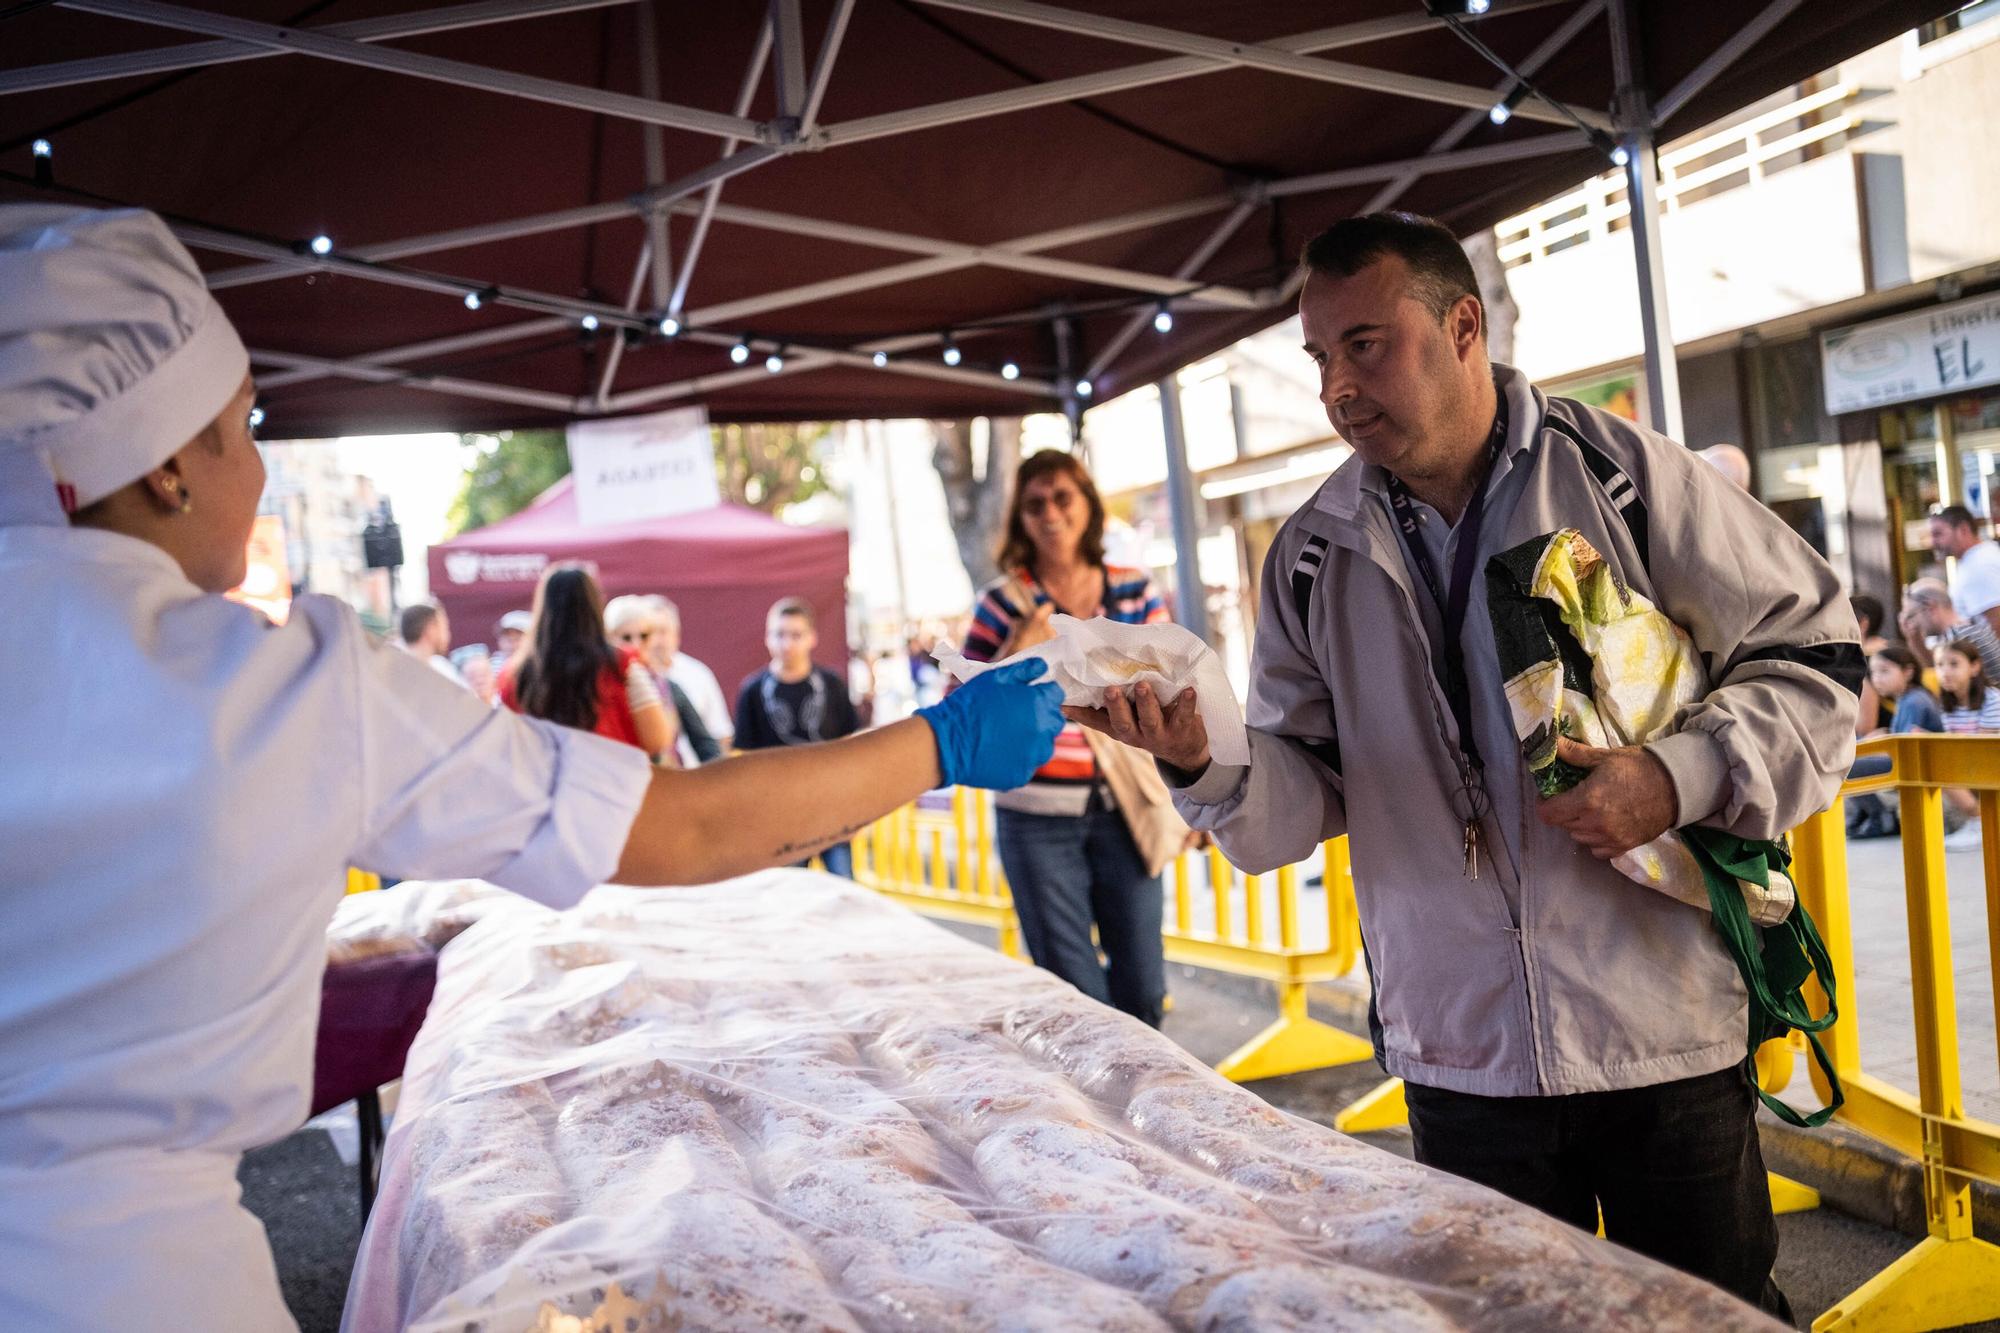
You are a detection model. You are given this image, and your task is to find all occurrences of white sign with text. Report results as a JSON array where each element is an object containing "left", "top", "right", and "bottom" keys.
[
  {"left": 1821, "top": 291, "right": 2000, "bottom": 415},
  {"left": 567, "top": 406, "right": 720, "bottom": 527}
]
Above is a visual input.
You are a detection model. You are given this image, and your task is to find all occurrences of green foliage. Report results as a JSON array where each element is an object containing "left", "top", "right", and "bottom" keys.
[
  {"left": 446, "top": 421, "right": 838, "bottom": 533},
  {"left": 445, "top": 429, "right": 572, "bottom": 536},
  {"left": 713, "top": 421, "right": 833, "bottom": 514}
]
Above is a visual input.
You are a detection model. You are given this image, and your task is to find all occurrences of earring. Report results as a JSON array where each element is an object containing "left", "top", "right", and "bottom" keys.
[
  {"left": 177, "top": 488, "right": 194, "bottom": 515},
  {"left": 161, "top": 478, "right": 192, "bottom": 514}
]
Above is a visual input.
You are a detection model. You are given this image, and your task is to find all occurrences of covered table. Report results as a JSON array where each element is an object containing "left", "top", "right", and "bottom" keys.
[{"left": 341, "top": 872, "right": 1780, "bottom": 1332}]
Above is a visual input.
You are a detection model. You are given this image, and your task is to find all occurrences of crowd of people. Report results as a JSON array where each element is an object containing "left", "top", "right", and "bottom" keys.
[{"left": 1841, "top": 504, "right": 2000, "bottom": 843}]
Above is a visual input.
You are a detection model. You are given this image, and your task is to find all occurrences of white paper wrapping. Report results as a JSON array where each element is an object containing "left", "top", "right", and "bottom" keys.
[
  {"left": 933, "top": 615, "right": 1249, "bottom": 766},
  {"left": 340, "top": 875, "right": 1780, "bottom": 1333}
]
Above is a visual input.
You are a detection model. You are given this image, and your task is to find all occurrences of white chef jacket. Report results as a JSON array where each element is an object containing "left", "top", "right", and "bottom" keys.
[{"left": 0, "top": 524, "right": 653, "bottom": 1330}]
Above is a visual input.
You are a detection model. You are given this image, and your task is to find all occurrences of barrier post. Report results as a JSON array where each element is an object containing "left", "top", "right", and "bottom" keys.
[
  {"left": 929, "top": 828, "right": 947, "bottom": 894},
  {"left": 1208, "top": 846, "right": 1232, "bottom": 942},
  {"left": 1173, "top": 854, "right": 1193, "bottom": 934},
  {"left": 1334, "top": 1077, "right": 1408, "bottom": 1134},
  {"left": 953, "top": 787, "right": 971, "bottom": 895},
  {"left": 1812, "top": 754, "right": 2000, "bottom": 1333},
  {"left": 1214, "top": 861, "right": 1377, "bottom": 1083}
]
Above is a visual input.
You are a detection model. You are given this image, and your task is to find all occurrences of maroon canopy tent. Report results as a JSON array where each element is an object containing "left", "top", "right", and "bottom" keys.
[
  {"left": 429, "top": 479, "right": 849, "bottom": 696},
  {"left": 0, "top": 0, "right": 1956, "bottom": 438}
]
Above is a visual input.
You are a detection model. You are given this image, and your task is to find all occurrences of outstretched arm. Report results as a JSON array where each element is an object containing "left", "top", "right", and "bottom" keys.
[
  {"left": 613, "top": 718, "right": 942, "bottom": 884},
  {"left": 614, "top": 659, "right": 1063, "bottom": 885}
]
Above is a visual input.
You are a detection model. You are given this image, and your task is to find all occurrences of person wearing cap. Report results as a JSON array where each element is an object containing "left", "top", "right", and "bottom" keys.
[
  {"left": 493, "top": 607, "right": 532, "bottom": 677},
  {"left": 0, "top": 204, "right": 1065, "bottom": 1329}
]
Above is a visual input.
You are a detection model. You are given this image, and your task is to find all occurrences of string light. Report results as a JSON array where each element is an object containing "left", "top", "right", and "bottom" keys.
[
  {"left": 659, "top": 315, "right": 681, "bottom": 337},
  {"left": 31, "top": 139, "right": 52, "bottom": 159},
  {"left": 872, "top": 351, "right": 889, "bottom": 368},
  {"left": 463, "top": 291, "right": 482, "bottom": 310},
  {"left": 308, "top": 234, "right": 333, "bottom": 256},
  {"left": 1488, "top": 84, "right": 1528, "bottom": 125},
  {"left": 941, "top": 335, "right": 962, "bottom": 367},
  {"left": 1001, "top": 362, "right": 1020, "bottom": 381},
  {"left": 580, "top": 314, "right": 600, "bottom": 332},
  {"left": 1611, "top": 144, "right": 1632, "bottom": 167},
  {"left": 1152, "top": 304, "right": 1174, "bottom": 334},
  {"left": 765, "top": 349, "right": 785, "bottom": 373},
  {"left": 248, "top": 406, "right": 266, "bottom": 431},
  {"left": 1075, "top": 379, "right": 1094, "bottom": 398},
  {"left": 730, "top": 340, "right": 751, "bottom": 365}
]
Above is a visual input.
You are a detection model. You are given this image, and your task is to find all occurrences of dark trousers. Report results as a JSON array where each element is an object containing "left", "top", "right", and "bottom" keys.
[
  {"left": 1404, "top": 1065, "right": 1793, "bottom": 1321},
  {"left": 994, "top": 797, "right": 1166, "bottom": 1026}
]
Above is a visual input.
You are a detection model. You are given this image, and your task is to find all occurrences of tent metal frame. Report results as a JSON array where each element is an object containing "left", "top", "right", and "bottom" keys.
[{"left": 19, "top": 0, "right": 1806, "bottom": 432}]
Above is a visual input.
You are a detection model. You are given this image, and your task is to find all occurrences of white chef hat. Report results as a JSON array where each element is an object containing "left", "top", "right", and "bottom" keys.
[{"left": 0, "top": 204, "right": 250, "bottom": 526}]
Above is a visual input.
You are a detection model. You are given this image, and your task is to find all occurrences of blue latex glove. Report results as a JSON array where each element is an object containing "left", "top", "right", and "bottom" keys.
[{"left": 917, "top": 658, "right": 1065, "bottom": 789}]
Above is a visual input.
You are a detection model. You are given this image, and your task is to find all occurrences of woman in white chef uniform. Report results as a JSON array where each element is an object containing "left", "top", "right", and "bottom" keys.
[{"left": 0, "top": 205, "right": 1063, "bottom": 1331}]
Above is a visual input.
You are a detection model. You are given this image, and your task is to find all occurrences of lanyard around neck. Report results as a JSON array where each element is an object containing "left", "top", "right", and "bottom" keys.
[{"left": 1384, "top": 392, "right": 1510, "bottom": 774}]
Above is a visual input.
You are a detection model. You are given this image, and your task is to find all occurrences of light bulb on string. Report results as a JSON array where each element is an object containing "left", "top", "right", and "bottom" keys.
[
  {"left": 1075, "top": 379, "right": 1094, "bottom": 398},
  {"left": 580, "top": 314, "right": 600, "bottom": 333},
  {"left": 1152, "top": 304, "right": 1174, "bottom": 334},
  {"left": 765, "top": 350, "right": 785, "bottom": 373},
  {"left": 941, "top": 335, "right": 962, "bottom": 367},
  {"left": 1001, "top": 362, "right": 1020, "bottom": 381},
  {"left": 730, "top": 340, "right": 751, "bottom": 365},
  {"left": 659, "top": 315, "right": 681, "bottom": 337},
  {"left": 308, "top": 234, "right": 333, "bottom": 257},
  {"left": 872, "top": 351, "right": 889, "bottom": 368}
]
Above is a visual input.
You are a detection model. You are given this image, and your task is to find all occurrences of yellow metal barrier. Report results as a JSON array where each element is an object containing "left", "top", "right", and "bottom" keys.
[
  {"left": 1791, "top": 735, "right": 2000, "bottom": 1332},
  {"left": 853, "top": 789, "right": 1372, "bottom": 1082},
  {"left": 345, "top": 868, "right": 381, "bottom": 895},
  {"left": 852, "top": 789, "right": 1023, "bottom": 959},
  {"left": 1168, "top": 836, "right": 1374, "bottom": 1083}
]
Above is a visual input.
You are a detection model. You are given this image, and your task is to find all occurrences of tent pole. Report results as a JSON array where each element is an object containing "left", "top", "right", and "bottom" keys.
[
  {"left": 1157, "top": 376, "right": 1210, "bottom": 643},
  {"left": 1606, "top": 0, "right": 1683, "bottom": 441}
]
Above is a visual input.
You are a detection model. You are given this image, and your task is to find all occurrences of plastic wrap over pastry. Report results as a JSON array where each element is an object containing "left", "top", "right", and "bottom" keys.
[
  {"left": 933, "top": 614, "right": 1249, "bottom": 765},
  {"left": 326, "top": 878, "right": 524, "bottom": 964},
  {"left": 341, "top": 874, "right": 1782, "bottom": 1333}
]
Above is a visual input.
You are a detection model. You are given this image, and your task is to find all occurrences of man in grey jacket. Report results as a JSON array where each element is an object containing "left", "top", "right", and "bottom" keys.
[{"left": 1071, "top": 213, "right": 1861, "bottom": 1314}]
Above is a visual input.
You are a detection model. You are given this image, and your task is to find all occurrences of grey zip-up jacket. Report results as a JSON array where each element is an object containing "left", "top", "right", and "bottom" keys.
[{"left": 1173, "top": 364, "right": 1861, "bottom": 1096}]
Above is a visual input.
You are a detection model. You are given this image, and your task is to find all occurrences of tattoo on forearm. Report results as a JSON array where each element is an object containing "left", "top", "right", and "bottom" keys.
[{"left": 771, "top": 820, "right": 869, "bottom": 859}]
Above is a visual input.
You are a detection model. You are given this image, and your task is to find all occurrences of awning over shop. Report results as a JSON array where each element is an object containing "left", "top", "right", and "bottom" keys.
[
  {"left": 428, "top": 479, "right": 850, "bottom": 693},
  {"left": 0, "top": 0, "right": 1957, "bottom": 439}
]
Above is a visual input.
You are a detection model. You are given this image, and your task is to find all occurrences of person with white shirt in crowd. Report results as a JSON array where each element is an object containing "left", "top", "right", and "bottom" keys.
[
  {"left": 0, "top": 204, "right": 1064, "bottom": 1330},
  {"left": 1930, "top": 503, "right": 2000, "bottom": 635},
  {"left": 397, "top": 600, "right": 464, "bottom": 686},
  {"left": 651, "top": 593, "right": 735, "bottom": 750}
]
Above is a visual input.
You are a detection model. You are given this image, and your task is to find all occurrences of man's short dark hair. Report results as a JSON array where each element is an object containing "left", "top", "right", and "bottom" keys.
[
  {"left": 1299, "top": 211, "right": 1481, "bottom": 326},
  {"left": 1934, "top": 504, "right": 1977, "bottom": 531},
  {"left": 768, "top": 596, "right": 815, "bottom": 629},
  {"left": 1850, "top": 594, "right": 1884, "bottom": 640},
  {"left": 399, "top": 602, "right": 442, "bottom": 645}
]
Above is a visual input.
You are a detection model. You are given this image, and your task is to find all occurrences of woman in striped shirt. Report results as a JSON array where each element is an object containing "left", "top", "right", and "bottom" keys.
[{"left": 960, "top": 451, "right": 1172, "bottom": 1024}]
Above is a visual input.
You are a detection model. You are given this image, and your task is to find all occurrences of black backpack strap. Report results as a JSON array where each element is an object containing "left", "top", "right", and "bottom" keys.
[
  {"left": 1291, "top": 533, "right": 1330, "bottom": 646},
  {"left": 1286, "top": 531, "right": 1342, "bottom": 777},
  {"left": 1546, "top": 412, "right": 1650, "bottom": 569}
]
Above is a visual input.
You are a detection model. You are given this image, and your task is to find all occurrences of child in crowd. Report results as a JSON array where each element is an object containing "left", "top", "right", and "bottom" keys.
[
  {"left": 1933, "top": 635, "right": 1998, "bottom": 848},
  {"left": 735, "top": 598, "right": 861, "bottom": 875},
  {"left": 1847, "top": 644, "right": 1943, "bottom": 838}
]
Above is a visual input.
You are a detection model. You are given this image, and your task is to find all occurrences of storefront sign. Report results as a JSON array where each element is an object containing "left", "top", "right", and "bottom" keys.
[
  {"left": 566, "top": 406, "right": 720, "bottom": 527},
  {"left": 1821, "top": 291, "right": 2000, "bottom": 414}
]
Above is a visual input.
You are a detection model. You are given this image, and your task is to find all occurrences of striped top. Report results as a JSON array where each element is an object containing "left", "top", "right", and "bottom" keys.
[
  {"left": 1943, "top": 688, "right": 2000, "bottom": 734},
  {"left": 963, "top": 565, "right": 1168, "bottom": 812}
]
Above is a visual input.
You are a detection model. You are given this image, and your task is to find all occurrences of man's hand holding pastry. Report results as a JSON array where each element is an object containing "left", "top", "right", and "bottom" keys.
[{"left": 1065, "top": 682, "right": 1211, "bottom": 775}]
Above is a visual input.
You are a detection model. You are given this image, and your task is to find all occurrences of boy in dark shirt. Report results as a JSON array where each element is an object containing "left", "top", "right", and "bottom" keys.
[{"left": 735, "top": 597, "right": 861, "bottom": 875}]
